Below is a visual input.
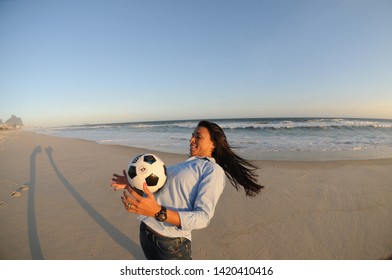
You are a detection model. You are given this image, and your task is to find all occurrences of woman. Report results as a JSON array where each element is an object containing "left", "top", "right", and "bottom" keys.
[{"left": 111, "top": 120, "right": 263, "bottom": 259}]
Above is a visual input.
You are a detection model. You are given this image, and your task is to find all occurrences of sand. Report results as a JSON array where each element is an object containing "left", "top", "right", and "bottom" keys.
[{"left": 0, "top": 130, "right": 392, "bottom": 260}]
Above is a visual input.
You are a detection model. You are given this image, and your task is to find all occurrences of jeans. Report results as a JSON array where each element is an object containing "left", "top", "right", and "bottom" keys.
[{"left": 139, "top": 222, "right": 192, "bottom": 260}]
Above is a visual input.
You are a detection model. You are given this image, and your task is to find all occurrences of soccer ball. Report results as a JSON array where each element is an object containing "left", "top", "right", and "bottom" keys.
[{"left": 126, "top": 153, "right": 167, "bottom": 194}]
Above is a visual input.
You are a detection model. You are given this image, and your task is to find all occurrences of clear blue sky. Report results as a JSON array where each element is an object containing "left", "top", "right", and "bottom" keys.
[{"left": 1, "top": 0, "right": 391, "bottom": 127}]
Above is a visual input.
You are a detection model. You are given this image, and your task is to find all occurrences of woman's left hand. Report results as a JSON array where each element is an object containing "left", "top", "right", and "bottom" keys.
[{"left": 121, "top": 183, "right": 161, "bottom": 217}]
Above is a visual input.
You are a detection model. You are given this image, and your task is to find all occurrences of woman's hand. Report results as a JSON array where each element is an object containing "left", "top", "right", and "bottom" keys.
[
  {"left": 121, "top": 183, "right": 161, "bottom": 217},
  {"left": 111, "top": 170, "right": 130, "bottom": 191}
]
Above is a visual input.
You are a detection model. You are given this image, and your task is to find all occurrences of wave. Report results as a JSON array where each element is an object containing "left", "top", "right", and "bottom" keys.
[
  {"left": 33, "top": 117, "right": 392, "bottom": 159},
  {"left": 47, "top": 124, "right": 121, "bottom": 131},
  {"left": 40, "top": 118, "right": 392, "bottom": 134},
  {"left": 169, "top": 136, "right": 188, "bottom": 141},
  {"left": 127, "top": 121, "right": 196, "bottom": 129},
  {"left": 218, "top": 119, "right": 392, "bottom": 130},
  {"left": 112, "top": 118, "right": 392, "bottom": 131}
]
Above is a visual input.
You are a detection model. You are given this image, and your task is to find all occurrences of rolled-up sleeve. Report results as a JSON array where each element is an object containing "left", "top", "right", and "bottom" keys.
[{"left": 177, "top": 163, "right": 225, "bottom": 231}]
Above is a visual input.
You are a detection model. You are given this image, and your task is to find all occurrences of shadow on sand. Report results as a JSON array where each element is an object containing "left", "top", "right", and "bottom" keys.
[
  {"left": 27, "top": 145, "right": 44, "bottom": 260},
  {"left": 44, "top": 146, "right": 144, "bottom": 259}
]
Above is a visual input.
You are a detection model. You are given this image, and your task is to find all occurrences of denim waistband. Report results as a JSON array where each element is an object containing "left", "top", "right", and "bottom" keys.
[
  {"left": 141, "top": 222, "right": 165, "bottom": 237},
  {"left": 140, "top": 222, "right": 187, "bottom": 242}
]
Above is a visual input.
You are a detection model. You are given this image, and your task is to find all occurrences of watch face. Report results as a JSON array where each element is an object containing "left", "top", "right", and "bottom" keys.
[
  {"left": 155, "top": 207, "right": 167, "bottom": 222},
  {"left": 156, "top": 213, "right": 167, "bottom": 222}
]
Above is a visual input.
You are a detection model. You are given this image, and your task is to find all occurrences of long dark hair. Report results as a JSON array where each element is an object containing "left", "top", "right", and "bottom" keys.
[{"left": 198, "top": 120, "right": 264, "bottom": 196}]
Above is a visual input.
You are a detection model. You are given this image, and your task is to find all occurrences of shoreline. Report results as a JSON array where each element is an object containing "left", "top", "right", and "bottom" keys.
[
  {"left": 26, "top": 129, "right": 392, "bottom": 162},
  {"left": 1, "top": 130, "right": 392, "bottom": 259},
  {"left": 29, "top": 117, "right": 392, "bottom": 162}
]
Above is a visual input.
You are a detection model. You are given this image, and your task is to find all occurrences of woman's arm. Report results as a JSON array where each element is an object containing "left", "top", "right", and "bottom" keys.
[{"left": 121, "top": 183, "right": 181, "bottom": 228}]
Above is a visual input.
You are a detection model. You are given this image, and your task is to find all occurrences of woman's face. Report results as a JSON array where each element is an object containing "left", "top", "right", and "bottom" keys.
[{"left": 189, "top": 126, "right": 215, "bottom": 157}]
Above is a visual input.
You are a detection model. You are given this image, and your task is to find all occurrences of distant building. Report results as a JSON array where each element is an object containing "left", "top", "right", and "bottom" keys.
[{"left": 0, "top": 115, "right": 24, "bottom": 130}]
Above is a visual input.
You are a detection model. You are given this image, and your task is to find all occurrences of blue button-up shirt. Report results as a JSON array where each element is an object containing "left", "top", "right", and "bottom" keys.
[{"left": 138, "top": 156, "right": 226, "bottom": 240}]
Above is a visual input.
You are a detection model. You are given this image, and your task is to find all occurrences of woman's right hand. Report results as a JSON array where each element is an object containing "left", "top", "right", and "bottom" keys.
[{"left": 111, "top": 170, "right": 130, "bottom": 191}]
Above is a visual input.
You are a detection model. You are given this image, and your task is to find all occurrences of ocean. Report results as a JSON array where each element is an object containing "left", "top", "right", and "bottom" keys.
[{"left": 34, "top": 118, "right": 392, "bottom": 161}]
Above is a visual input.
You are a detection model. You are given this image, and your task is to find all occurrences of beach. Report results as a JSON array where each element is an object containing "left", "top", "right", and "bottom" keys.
[{"left": 1, "top": 130, "right": 392, "bottom": 260}]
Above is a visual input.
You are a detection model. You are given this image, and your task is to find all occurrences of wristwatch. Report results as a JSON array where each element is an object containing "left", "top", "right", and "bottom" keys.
[{"left": 155, "top": 206, "right": 167, "bottom": 222}]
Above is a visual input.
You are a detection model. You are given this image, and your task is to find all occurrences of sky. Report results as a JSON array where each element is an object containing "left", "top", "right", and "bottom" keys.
[{"left": 1, "top": 0, "right": 391, "bottom": 127}]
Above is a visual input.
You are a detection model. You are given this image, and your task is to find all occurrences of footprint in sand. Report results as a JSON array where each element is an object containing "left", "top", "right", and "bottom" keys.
[
  {"left": 10, "top": 184, "right": 30, "bottom": 197},
  {"left": 0, "top": 180, "right": 30, "bottom": 203},
  {"left": 19, "top": 185, "right": 29, "bottom": 191},
  {"left": 11, "top": 190, "right": 22, "bottom": 197}
]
